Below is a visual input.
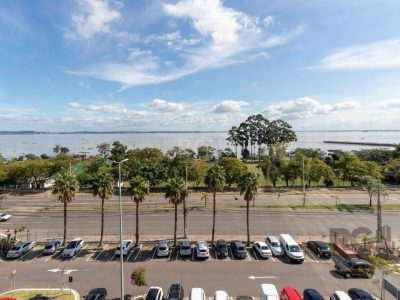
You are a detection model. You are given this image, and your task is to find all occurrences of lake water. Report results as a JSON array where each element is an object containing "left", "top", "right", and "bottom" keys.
[{"left": 0, "top": 131, "right": 399, "bottom": 159}]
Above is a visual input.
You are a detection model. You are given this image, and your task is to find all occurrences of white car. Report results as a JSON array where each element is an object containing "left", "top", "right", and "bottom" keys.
[
  {"left": 115, "top": 240, "right": 133, "bottom": 256},
  {"left": 265, "top": 235, "right": 284, "bottom": 256},
  {"left": 214, "top": 290, "right": 229, "bottom": 300},
  {"left": 43, "top": 240, "right": 61, "bottom": 255},
  {"left": 62, "top": 238, "right": 84, "bottom": 258},
  {"left": 156, "top": 240, "right": 170, "bottom": 257},
  {"left": 196, "top": 241, "right": 209, "bottom": 259},
  {"left": 253, "top": 241, "right": 272, "bottom": 258},
  {"left": 0, "top": 213, "right": 12, "bottom": 221},
  {"left": 330, "top": 291, "right": 352, "bottom": 300},
  {"left": 179, "top": 239, "right": 192, "bottom": 256},
  {"left": 145, "top": 286, "right": 163, "bottom": 300},
  {"left": 6, "top": 241, "right": 36, "bottom": 258}
]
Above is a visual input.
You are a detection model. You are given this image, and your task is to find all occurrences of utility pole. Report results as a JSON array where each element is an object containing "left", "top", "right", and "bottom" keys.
[
  {"left": 377, "top": 183, "right": 382, "bottom": 243},
  {"left": 302, "top": 156, "right": 306, "bottom": 207},
  {"left": 183, "top": 162, "right": 188, "bottom": 239}
]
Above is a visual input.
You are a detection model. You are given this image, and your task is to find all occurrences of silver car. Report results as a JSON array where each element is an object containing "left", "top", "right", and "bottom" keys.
[
  {"left": 179, "top": 239, "right": 191, "bottom": 256},
  {"left": 265, "top": 235, "right": 284, "bottom": 256},
  {"left": 43, "top": 240, "right": 61, "bottom": 255},
  {"left": 7, "top": 241, "right": 36, "bottom": 258},
  {"left": 156, "top": 241, "right": 170, "bottom": 257}
]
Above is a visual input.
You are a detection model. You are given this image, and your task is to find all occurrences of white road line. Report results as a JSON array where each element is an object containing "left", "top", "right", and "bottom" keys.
[
  {"left": 252, "top": 250, "right": 259, "bottom": 261},
  {"left": 46, "top": 251, "right": 60, "bottom": 262},
  {"left": 93, "top": 244, "right": 108, "bottom": 262},
  {"left": 191, "top": 248, "right": 195, "bottom": 261},
  {"left": 17, "top": 250, "right": 33, "bottom": 261},
  {"left": 72, "top": 244, "right": 87, "bottom": 261},
  {"left": 126, "top": 248, "right": 135, "bottom": 262},
  {"left": 110, "top": 253, "right": 116, "bottom": 261},
  {"left": 133, "top": 245, "right": 142, "bottom": 262},
  {"left": 271, "top": 256, "right": 276, "bottom": 262},
  {"left": 228, "top": 247, "right": 234, "bottom": 260},
  {"left": 175, "top": 248, "right": 179, "bottom": 261},
  {"left": 34, "top": 251, "right": 43, "bottom": 260},
  {"left": 151, "top": 248, "right": 156, "bottom": 260},
  {"left": 305, "top": 248, "right": 319, "bottom": 263}
]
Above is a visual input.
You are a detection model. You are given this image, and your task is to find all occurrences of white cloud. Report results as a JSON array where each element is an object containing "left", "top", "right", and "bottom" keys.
[
  {"left": 150, "top": 99, "right": 186, "bottom": 112},
  {"left": 318, "top": 38, "right": 400, "bottom": 70},
  {"left": 68, "top": 101, "right": 148, "bottom": 117},
  {"left": 211, "top": 100, "right": 249, "bottom": 113},
  {"left": 332, "top": 100, "right": 361, "bottom": 110},
  {"left": 263, "top": 16, "right": 274, "bottom": 27},
  {"left": 379, "top": 99, "right": 400, "bottom": 108},
  {"left": 71, "top": 0, "right": 121, "bottom": 39},
  {"left": 69, "top": 0, "right": 302, "bottom": 88},
  {"left": 263, "top": 97, "right": 360, "bottom": 119}
]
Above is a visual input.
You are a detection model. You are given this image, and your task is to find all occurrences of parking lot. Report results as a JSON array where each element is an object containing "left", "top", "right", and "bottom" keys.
[{"left": 2, "top": 242, "right": 335, "bottom": 266}]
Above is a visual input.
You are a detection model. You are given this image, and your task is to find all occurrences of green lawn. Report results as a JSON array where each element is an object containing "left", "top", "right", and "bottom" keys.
[{"left": 0, "top": 289, "right": 78, "bottom": 300}]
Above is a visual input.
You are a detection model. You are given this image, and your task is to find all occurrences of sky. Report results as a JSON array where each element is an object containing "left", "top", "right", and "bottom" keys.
[{"left": 0, "top": 0, "right": 400, "bottom": 131}]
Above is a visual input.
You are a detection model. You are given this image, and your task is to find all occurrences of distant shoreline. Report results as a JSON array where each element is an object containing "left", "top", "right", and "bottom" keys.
[{"left": 0, "top": 129, "right": 400, "bottom": 135}]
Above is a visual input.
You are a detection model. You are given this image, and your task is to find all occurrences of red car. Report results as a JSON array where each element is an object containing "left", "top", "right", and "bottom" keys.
[{"left": 280, "top": 286, "right": 302, "bottom": 300}]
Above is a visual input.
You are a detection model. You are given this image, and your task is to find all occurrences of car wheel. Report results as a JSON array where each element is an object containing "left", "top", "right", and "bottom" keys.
[{"left": 345, "top": 272, "right": 351, "bottom": 278}]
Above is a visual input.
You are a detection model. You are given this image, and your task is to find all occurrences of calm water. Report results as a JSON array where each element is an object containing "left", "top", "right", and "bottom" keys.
[{"left": 0, "top": 131, "right": 399, "bottom": 159}]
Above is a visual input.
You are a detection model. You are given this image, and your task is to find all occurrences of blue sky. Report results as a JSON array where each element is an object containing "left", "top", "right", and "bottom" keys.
[{"left": 0, "top": 0, "right": 400, "bottom": 131}]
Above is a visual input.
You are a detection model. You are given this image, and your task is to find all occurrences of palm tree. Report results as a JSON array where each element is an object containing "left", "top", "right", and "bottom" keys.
[
  {"left": 238, "top": 172, "right": 258, "bottom": 246},
  {"left": 165, "top": 177, "right": 186, "bottom": 246},
  {"left": 52, "top": 168, "right": 79, "bottom": 246},
  {"left": 201, "top": 192, "right": 210, "bottom": 208},
  {"left": 128, "top": 176, "right": 150, "bottom": 247},
  {"left": 204, "top": 164, "right": 225, "bottom": 245},
  {"left": 92, "top": 167, "right": 115, "bottom": 246}
]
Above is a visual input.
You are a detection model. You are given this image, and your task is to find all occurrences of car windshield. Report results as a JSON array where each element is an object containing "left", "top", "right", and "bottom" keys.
[
  {"left": 146, "top": 289, "right": 159, "bottom": 300},
  {"left": 289, "top": 245, "right": 301, "bottom": 252},
  {"left": 271, "top": 242, "right": 279, "bottom": 247},
  {"left": 344, "top": 260, "right": 354, "bottom": 267},
  {"left": 11, "top": 246, "right": 20, "bottom": 251},
  {"left": 181, "top": 245, "right": 190, "bottom": 250},
  {"left": 238, "top": 246, "right": 245, "bottom": 251},
  {"left": 159, "top": 246, "right": 167, "bottom": 250},
  {"left": 260, "top": 246, "right": 269, "bottom": 250},
  {"left": 67, "top": 242, "right": 77, "bottom": 249},
  {"left": 44, "top": 245, "right": 53, "bottom": 249}
]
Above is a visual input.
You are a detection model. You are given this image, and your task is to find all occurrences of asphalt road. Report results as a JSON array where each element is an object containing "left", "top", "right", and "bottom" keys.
[{"left": 1, "top": 209, "right": 399, "bottom": 245}]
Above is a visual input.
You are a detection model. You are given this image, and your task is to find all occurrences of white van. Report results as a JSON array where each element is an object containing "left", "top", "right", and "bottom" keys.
[
  {"left": 190, "top": 288, "right": 206, "bottom": 300},
  {"left": 279, "top": 234, "right": 304, "bottom": 263},
  {"left": 260, "top": 284, "right": 279, "bottom": 300}
]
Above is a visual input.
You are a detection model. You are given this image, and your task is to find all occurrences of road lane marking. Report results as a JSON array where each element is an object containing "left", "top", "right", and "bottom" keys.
[
  {"left": 126, "top": 248, "right": 135, "bottom": 262},
  {"left": 191, "top": 248, "right": 195, "bottom": 261},
  {"left": 175, "top": 248, "right": 179, "bottom": 261},
  {"left": 271, "top": 256, "right": 276, "bottom": 262},
  {"left": 33, "top": 251, "right": 43, "bottom": 260},
  {"left": 305, "top": 247, "right": 319, "bottom": 263},
  {"left": 151, "top": 247, "right": 156, "bottom": 260},
  {"left": 17, "top": 250, "right": 33, "bottom": 261},
  {"left": 92, "top": 244, "right": 108, "bottom": 262},
  {"left": 133, "top": 245, "right": 142, "bottom": 262},
  {"left": 72, "top": 244, "right": 87, "bottom": 261},
  {"left": 110, "top": 253, "right": 116, "bottom": 261}
]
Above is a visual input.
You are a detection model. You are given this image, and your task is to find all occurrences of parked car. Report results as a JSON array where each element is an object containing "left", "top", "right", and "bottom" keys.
[
  {"left": 231, "top": 240, "right": 247, "bottom": 259},
  {"left": 43, "top": 240, "right": 61, "bottom": 255},
  {"left": 179, "top": 239, "right": 192, "bottom": 256},
  {"left": 215, "top": 239, "right": 228, "bottom": 259},
  {"left": 260, "top": 284, "right": 279, "bottom": 300},
  {"left": 145, "top": 287, "right": 164, "bottom": 300},
  {"left": 214, "top": 290, "right": 229, "bottom": 300},
  {"left": 335, "top": 258, "right": 375, "bottom": 278},
  {"left": 330, "top": 291, "right": 352, "bottom": 300},
  {"left": 6, "top": 241, "right": 36, "bottom": 259},
  {"left": 265, "top": 235, "right": 284, "bottom": 256},
  {"left": 253, "top": 241, "right": 272, "bottom": 258},
  {"left": 85, "top": 288, "right": 107, "bottom": 300},
  {"left": 279, "top": 234, "right": 304, "bottom": 263},
  {"left": 156, "top": 240, "right": 170, "bottom": 257},
  {"left": 115, "top": 240, "right": 133, "bottom": 256},
  {"left": 280, "top": 286, "right": 302, "bottom": 300},
  {"left": 189, "top": 288, "right": 206, "bottom": 300},
  {"left": 347, "top": 288, "right": 374, "bottom": 300},
  {"left": 0, "top": 212, "right": 12, "bottom": 221},
  {"left": 167, "top": 283, "right": 184, "bottom": 300},
  {"left": 61, "top": 238, "right": 83, "bottom": 258},
  {"left": 196, "top": 241, "right": 209, "bottom": 259},
  {"left": 303, "top": 289, "right": 324, "bottom": 300},
  {"left": 307, "top": 241, "right": 332, "bottom": 258}
]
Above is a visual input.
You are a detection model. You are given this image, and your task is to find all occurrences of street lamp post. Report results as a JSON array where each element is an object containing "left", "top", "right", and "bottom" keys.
[{"left": 113, "top": 158, "right": 129, "bottom": 300}]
